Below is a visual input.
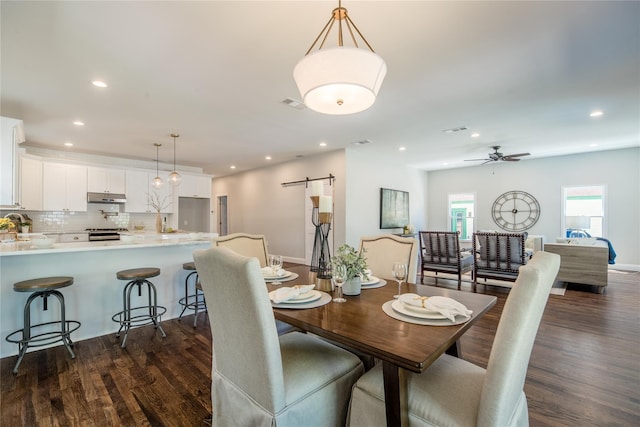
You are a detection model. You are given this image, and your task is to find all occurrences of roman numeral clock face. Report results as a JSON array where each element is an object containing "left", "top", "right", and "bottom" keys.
[{"left": 491, "top": 191, "right": 540, "bottom": 231}]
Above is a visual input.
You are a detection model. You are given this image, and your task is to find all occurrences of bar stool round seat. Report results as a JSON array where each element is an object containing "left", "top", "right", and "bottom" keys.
[
  {"left": 5, "top": 276, "right": 81, "bottom": 375},
  {"left": 112, "top": 267, "right": 166, "bottom": 348},
  {"left": 178, "top": 262, "right": 207, "bottom": 328}
]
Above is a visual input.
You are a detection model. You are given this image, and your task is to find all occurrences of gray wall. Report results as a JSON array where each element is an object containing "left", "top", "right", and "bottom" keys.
[{"left": 427, "top": 147, "right": 639, "bottom": 268}]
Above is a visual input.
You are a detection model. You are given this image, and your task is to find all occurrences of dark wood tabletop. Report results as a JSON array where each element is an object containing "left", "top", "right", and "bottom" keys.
[{"left": 269, "top": 265, "right": 497, "bottom": 426}]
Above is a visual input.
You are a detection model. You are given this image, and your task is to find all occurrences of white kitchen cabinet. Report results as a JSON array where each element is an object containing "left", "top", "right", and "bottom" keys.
[
  {"left": 43, "top": 163, "right": 87, "bottom": 211},
  {"left": 19, "top": 156, "right": 43, "bottom": 211},
  {"left": 0, "top": 116, "right": 25, "bottom": 207},
  {"left": 87, "top": 167, "right": 125, "bottom": 194},
  {"left": 125, "top": 170, "right": 173, "bottom": 213},
  {"left": 178, "top": 174, "right": 211, "bottom": 198}
]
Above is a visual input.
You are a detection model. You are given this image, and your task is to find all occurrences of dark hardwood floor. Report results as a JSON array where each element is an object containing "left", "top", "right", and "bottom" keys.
[{"left": 2, "top": 268, "right": 639, "bottom": 426}]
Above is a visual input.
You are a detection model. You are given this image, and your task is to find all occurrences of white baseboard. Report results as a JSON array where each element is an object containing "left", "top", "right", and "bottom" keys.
[
  {"left": 609, "top": 264, "right": 640, "bottom": 272},
  {"left": 283, "top": 256, "right": 306, "bottom": 265}
]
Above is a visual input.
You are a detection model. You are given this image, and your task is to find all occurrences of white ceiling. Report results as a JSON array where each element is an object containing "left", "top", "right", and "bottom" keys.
[{"left": 1, "top": 1, "right": 639, "bottom": 177}]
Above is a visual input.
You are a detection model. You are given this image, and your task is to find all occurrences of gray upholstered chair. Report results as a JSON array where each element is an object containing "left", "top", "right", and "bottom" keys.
[
  {"left": 473, "top": 231, "right": 532, "bottom": 291},
  {"left": 359, "top": 234, "right": 419, "bottom": 283},
  {"left": 419, "top": 230, "right": 474, "bottom": 288},
  {"left": 214, "top": 233, "right": 269, "bottom": 267},
  {"left": 347, "top": 251, "right": 560, "bottom": 427},
  {"left": 194, "top": 246, "right": 364, "bottom": 426},
  {"left": 214, "top": 232, "right": 293, "bottom": 335}
]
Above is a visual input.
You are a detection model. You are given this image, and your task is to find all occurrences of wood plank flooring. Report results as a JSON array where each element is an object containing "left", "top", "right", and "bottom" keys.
[{"left": 2, "top": 268, "right": 639, "bottom": 426}]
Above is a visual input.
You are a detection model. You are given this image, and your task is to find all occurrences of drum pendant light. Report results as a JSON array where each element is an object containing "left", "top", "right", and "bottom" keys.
[
  {"left": 151, "top": 143, "right": 164, "bottom": 189},
  {"left": 168, "top": 133, "right": 182, "bottom": 186},
  {"left": 293, "top": 0, "right": 387, "bottom": 115}
]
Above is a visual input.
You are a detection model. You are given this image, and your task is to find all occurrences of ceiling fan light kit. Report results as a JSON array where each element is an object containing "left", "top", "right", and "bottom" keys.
[
  {"left": 293, "top": 0, "right": 387, "bottom": 115},
  {"left": 465, "top": 146, "right": 530, "bottom": 165}
]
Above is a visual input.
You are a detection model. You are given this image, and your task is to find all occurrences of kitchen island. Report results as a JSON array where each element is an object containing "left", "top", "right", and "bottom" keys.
[{"left": 0, "top": 233, "right": 217, "bottom": 358}]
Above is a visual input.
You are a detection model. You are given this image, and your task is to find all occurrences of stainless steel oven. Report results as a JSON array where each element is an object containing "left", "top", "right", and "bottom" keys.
[{"left": 86, "top": 228, "right": 127, "bottom": 241}]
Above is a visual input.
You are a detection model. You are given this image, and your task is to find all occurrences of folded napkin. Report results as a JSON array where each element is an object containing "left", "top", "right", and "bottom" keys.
[
  {"left": 270, "top": 285, "right": 315, "bottom": 303},
  {"left": 398, "top": 293, "right": 473, "bottom": 322},
  {"left": 261, "top": 267, "right": 286, "bottom": 277}
]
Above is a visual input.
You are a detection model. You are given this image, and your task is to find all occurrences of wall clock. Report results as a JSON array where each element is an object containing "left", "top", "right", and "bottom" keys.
[{"left": 491, "top": 190, "right": 540, "bottom": 231}]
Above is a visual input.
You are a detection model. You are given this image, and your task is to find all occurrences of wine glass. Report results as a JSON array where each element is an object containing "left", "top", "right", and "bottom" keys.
[
  {"left": 269, "top": 254, "right": 283, "bottom": 285},
  {"left": 392, "top": 262, "right": 408, "bottom": 298},
  {"left": 332, "top": 264, "right": 347, "bottom": 303}
]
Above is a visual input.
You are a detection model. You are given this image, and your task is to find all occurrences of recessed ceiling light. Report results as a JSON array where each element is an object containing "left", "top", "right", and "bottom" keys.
[
  {"left": 265, "top": 156, "right": 272, "bottom": 160},
  {"left": 589, "top": 143, "right": 598, "bottom": 147},
  {"left": 73, "top": 121, "right": 85, "bottom": 126},
  {"left": 92, "top": 80, "right": 108, "bottom": 88},
  {"left": 471, "top": 132, "right": 480, "bottom": 138},
  {"left": 319, "top": 142, "right": 327, "bottom": 147},
  {"left": 442, "top": 162, "right": 449, "bottom": 166},
  {"left": 64, "top": 142, "right": 73, "bottom": 147},
  {"left": 589, "top": 110, "right": 603, "bottom": 117},
  {"left": 399, "top": 146, "right": 406, "bottom": 151},
  {"left": 230, "top": 165, "right": 236, "bottom": 169}
]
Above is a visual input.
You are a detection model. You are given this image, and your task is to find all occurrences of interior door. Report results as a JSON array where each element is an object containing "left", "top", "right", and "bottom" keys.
[{"left": 217, "top": 195, "right": 228, "bottom": 236}]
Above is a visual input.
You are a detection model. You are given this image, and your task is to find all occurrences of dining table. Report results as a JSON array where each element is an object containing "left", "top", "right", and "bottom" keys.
[{"left": 268, "top": 264, "right": 497, "bottom": 427}]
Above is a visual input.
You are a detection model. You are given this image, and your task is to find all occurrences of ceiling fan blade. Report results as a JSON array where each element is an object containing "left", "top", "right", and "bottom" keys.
[
  {"left": 502, "top": 157, "right": 521, "bottom": 161},
  {"left": 504, "top": 152, "right": 530, "bottom": 158}
]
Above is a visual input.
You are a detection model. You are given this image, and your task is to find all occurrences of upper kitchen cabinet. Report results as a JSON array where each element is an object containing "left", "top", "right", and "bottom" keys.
[
  {"left": 19, "top": 156, "right": 43, "bottom": 211},
  {"left": 0, "top": 116, "right": 25, "bottom": 208},
  {"left": 179, "top": 174, "right": 211, "bottom": 198},
  {"left": 43, "top": 163, "right": 88, "bottom": 211},
  {"left": 87, "top": 167, "right": 126, "bottom": 194},
  {"left": 125, "top": 170, "right": 174, "bottom": 213}
]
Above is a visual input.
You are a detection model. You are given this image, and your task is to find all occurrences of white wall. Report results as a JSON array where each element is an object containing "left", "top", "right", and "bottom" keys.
[
  {"left": 211, "top": 150, "right": 346, "bottom": 262},
  {"left": 427, "top": 147, "right": 640, "bottom": 268}
]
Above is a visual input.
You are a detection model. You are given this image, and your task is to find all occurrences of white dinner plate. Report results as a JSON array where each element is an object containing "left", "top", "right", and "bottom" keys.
[
  {"left": 361, "top": 276, "right": 380, "bottom": 286},
  {"left": 391, "top": 300, "right": 447, "bottom": 320},
  {"left": 263, "top": 270, "right": 293, "bottom": 280},
  {"left": 269, "top": 289, "right": 322, "bottom": 304},
  {"left": 401, "top": 301, "right": 441, "bottom": 316}
]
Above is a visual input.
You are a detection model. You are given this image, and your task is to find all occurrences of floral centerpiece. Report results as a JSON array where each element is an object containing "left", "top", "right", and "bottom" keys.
[
  {"left": 0, "top": 218, "right": 16, "bottom": 233},
  {"left": 331, "top": 244, "right": 368, "bottom": 280}
]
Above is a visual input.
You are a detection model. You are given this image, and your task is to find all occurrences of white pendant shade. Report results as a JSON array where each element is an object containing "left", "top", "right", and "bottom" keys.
[
  {"left": 168, "top": 171, "right": 182, "bottom": 186},
  {"left": 152, "top": 176, "right": 164, "bottom": 189},
  {"left": 294, "top": 47, "right": 387, "bottom": 115}
]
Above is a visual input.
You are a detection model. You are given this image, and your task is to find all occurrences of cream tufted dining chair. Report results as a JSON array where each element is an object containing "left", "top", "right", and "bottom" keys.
[
  {"left": 214, "top": 233, "right": 269, "bottom": 267},
  {"left": 194, "top": 246, "right": 364, "bottom": 426},
  {"left": 359, "top": 234, "right": 419, "bottom": 284},
  {"left": 347, "top": 251, "right": 560, "bottom": 427}
]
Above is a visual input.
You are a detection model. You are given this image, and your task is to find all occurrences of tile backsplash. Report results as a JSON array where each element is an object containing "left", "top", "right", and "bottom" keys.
[{"left": 1, "top": 205, "right": 171, "bottom": 233}]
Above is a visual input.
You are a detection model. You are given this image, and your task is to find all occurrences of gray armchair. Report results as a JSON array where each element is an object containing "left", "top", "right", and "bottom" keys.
[
  {"left": 194, "top": 246, "right": 364, "bottom": 426},
  {"left": 473, "top": 231, "right": 532, "bottom": 291},
  {"left": 348, "top": 251, "right": 561, "bottom": 427},
  {"left": 419, "top": 230, "right": 474, "bottom": 288}
]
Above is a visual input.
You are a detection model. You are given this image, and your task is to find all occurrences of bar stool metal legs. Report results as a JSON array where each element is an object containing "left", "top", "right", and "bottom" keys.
[
  {"left": 178, "top": 262, "right": 207, "bottom": 327},
  {"left": 5, "top": 276, "right": 81, "bottom": 375},
  {"left": 112, "top": 268, "right": 167, "bottom": 348}
]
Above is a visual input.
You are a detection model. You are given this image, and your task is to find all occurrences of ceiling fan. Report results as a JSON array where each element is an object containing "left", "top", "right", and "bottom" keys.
[{"left": 465, "top": 146, "right": 530, "bottom": 164}]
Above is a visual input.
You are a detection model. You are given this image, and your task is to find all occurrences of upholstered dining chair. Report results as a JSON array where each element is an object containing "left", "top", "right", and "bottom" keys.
[
  {"left": 420, "top": 230, "right": 474, "bottom": 288},
  {"left": 214, "top": 232, "right": 269, "bottom": 267},
  {"left": 347, "top": 251, "right": 560, "bottom": 427},
  {"left": 359, "top": 234, "right": 419, "bottom": 283},
  {"left": 194, "top": 246, "right": 364, "bottom": 426}
]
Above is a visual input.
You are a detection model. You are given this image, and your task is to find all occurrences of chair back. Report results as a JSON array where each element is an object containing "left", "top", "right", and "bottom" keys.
[
  {"left": 420, "top": 230, "right": 462, "bottom": 263},
  {"left": 214, "top": 233, "right": 269, "bottom": 267},
  {"left": 359, "top": 234, "right": 418, "bottom": 283},
  {"left": 478, "top": 251, "right": 560, "bottom": 427},
  {"left": 194, "top": 246, "right": 286, "bottom": 413}
]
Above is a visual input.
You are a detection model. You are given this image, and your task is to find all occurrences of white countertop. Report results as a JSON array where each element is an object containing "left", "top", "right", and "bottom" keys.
[{"left": 0, "top": 232, "right": 218, "bottom": 256}]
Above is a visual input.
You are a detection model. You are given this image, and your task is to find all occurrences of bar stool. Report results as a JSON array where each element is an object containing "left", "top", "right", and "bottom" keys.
[
  {"left": 178, "top": 262, "right": 207, "bottom": 327},
  {"left": 112, "top": 267, "right": 167, "bottom": 348},
  {"left": 5, "top": 276, "right": 81, "bottom": 375}
]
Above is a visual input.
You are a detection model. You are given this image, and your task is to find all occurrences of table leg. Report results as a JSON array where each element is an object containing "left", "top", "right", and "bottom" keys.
[
  {"left": 446, "top": 339, "right": 461, "bottom": 357},
  {"left": 382, "top": 361, "right": 409, "bottom": 426}
]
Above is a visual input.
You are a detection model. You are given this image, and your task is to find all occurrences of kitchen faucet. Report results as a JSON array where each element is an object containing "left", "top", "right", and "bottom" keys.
[{"left": 3, "top": 212, "right": 31, "bottom": 230}]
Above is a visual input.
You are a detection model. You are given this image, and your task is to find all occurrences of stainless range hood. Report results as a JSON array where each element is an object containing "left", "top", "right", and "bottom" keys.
[{"left": 87, "top": 192, "right": 127, "bottom": 204}]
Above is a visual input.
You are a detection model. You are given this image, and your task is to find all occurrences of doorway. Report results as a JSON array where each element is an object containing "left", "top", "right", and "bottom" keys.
[{"left": 217, "top": 195, "right": 228, "bottom": 236}]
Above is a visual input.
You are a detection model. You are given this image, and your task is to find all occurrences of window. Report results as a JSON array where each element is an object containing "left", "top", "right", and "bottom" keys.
[
  {"left": 562, "top": 185, "right": 606, "bottom": 238},
  {"left": 448, "top": 193, "right": 475, "bottom": 240}
]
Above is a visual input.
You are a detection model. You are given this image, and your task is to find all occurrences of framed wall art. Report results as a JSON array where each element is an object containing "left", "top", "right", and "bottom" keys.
[{"left": 380, "top": 188, "right": 409, "bottom": 229}]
